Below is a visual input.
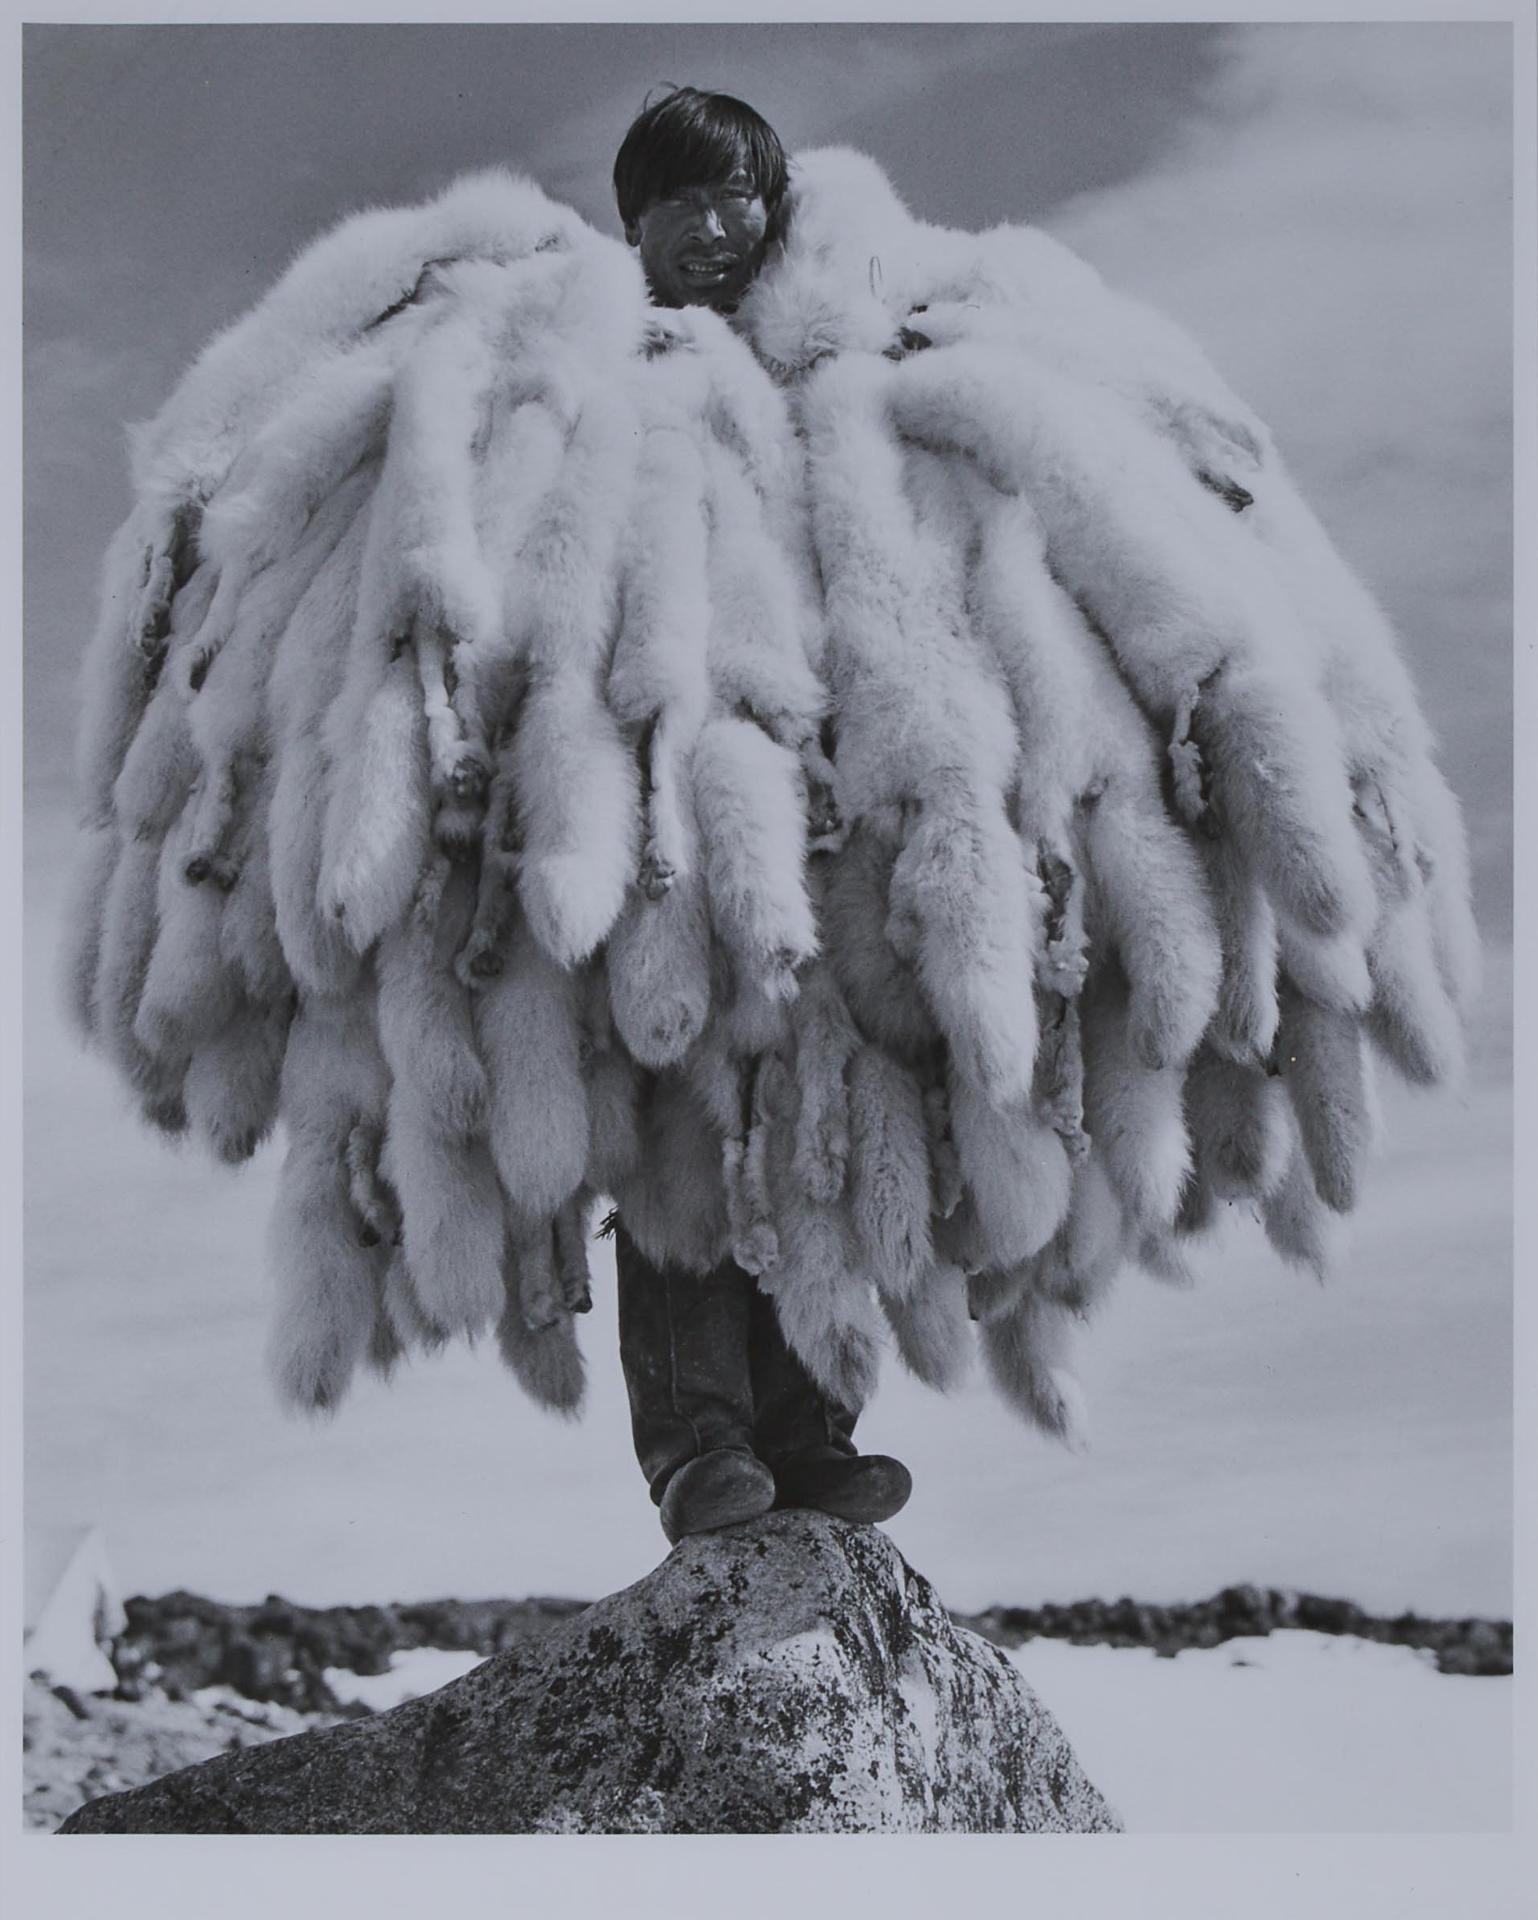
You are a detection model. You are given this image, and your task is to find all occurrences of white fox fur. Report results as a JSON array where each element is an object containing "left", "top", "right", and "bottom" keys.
[
  {"left": 74, "top": 515, "right": 182, "bottom": 831},
  {"left": 375, "top": 860, "right": 487, "bottom": 1139},
  {"left": 59, "top": 823, "right": 119, "bottom": 1043},
  {"left": 978, "top": 1288, "right": 1090, "bottom": 1450},
  {"left": 967, "top": 473, "right": 1221, "bottom": 1075},
  {"left": 92, "top": 831, "right": 187, "bottom": 1130},
  {"left": 379, "top": 1112, "right": 504, "bottom": 1340},
  {"left": 820, "top": 819, "right": 938, "bottom": 1064},
  {"left": 380, "top": 1254, "right": 450, "bottom": 1355},
  {"left": 892, "top": 350, "right": 1379, "bottom": 947},
  {"left": 607, "top": 354, "right": 714, "bottom": 890},
  {"left": 1082, "top": 786, "right": 1221, "bottom": 1071},
  {"left": 319, "top": 645, "right": 434, "bottom": 953},
  {"left": 1240, "top": 450, "right": 1478, "bottom": 1036},
  {"left": 265, "top": 993, "right": 393, "bottom": 1412},
  {"left": 1201, "top": 835, "right": 1281, "bottom": 1063},
  {"left": 743, "top": 146, "right": 1267, "bottom": 477},
  {"left": 1183, "top": 1047, "right": 1290, "bottom": 1202},
  {"left": 266, "top": 479, "right": 375, "bottom": 998},
  {"left": 700, "top": 433, "right": 823, "bottom": 744},
  {"left": 512, "top": 672, "right": 638, "bottom": 968},
  {"left": 127, "top": 169, "right": 584, "bottom": 522},
  {"left": 1414, "top": 761, "right": 1482, "bottom": 1016},
  {"left": 584, "top": 1044, "right": 644, "bottom": 1194},
  {"left": 796, "top": 392, "right": 1040, "bottom": 1105},
  {"left": 497, "top": 1223, "right": 588, "bottom": 1417},
  {"left": 1276, "top": 916, "right": 1373, "bottom": 1015},
  {"left": 691, "top": 715, "right": 817, "bottom": 999},
  {"left": 186, "top": 342, "right": 398, "bottom": 696},
  {"left": 316, "top": 486, "right": 434, "bottom": 948},
  {"left": 881, "top": 1262, "right": 974, "bottom": 1391},
  {"left": 608, "top": 352, "right": 713, "bottom": 733},
  {"left": 183, "top": 995, "right": 290, "bottom": 1165},
  {"left": 761, "top": 1058, "right": 886, "bottom": 1408},
  {"left": 888, "top": 779, "right": 1041, "bottom": 1110},
  {"left": 790, "top": 961, "right": 860, "bottom": 1204},
  {"left": 1365, "top": 889, "right": 1466, "bottom": 1087},
  {"left": 1276, "top": 986, "right": 1376, "bottom": 1214},
  {"left": 1079, "top": 969, "right": 1191, "bottom": 1229},
  {"left": 949, "top": 1070, "right": 1073, "bottom": 1270},
  {"left": 508, "top": 310, "right": 643, "bottom": 964},
  {"left": 110, "top": 673, "right": 198, "bottom": 848},
  {"left": 217, "top": 762, "right": 294, "bottom": 1006},
  {"left": 606, "top": 866, "right": 714, "bottom": 1069},
  {"left": 186, "top": 464, "right": 370, "bottom": 886},
  {"left": 846, "top": 1044, "right": 935, "bottom": 1301},
  {"left": 475, "top": 917, "right": 590, "bottom": 1221},
  {"left": 1261, "top": 1126, "right": 1347, "bottom": 1282},
  {"left": 610, "top": 1072, "right": 731, "bottom": 1277},
  {"left": 1033, "top": 1151, "right": 1128, "bottom": 1314},
  {"left": 65, "top": 156, "right": 1476, "bottom": 1427},
  {"left": 133, "top": 810, "right": 244, "bottom": 1059},
  {"left": 495, "top": 1310, "right": 587, "bottom": 1418},
  {"left": 110, "top": 559, "right": 218, "bottom": 843}
]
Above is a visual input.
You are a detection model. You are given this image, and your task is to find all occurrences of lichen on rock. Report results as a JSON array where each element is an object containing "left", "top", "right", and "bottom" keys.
[{"left": 58, "top": 1512, "right": 1121, "bottom": 1834}]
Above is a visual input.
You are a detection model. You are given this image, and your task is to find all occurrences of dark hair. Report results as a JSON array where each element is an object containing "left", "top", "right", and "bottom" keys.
[{"left": 613, "top": 86, "right": 788, "bottom": 232}]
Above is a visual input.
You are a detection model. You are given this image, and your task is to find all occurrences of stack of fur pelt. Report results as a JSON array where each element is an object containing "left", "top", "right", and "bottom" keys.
[{"left": 62, "top": 149, "right": 1478, "bottom": 1439}]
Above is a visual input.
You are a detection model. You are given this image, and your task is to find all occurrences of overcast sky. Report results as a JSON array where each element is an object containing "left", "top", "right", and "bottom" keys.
[{"left": 23, "top": 19, "right": 1513, "bottom": 930}]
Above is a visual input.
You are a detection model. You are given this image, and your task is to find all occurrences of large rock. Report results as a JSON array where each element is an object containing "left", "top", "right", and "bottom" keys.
[{"left": 59, "top": 1512, "right": 1121, "bottom": 1834}]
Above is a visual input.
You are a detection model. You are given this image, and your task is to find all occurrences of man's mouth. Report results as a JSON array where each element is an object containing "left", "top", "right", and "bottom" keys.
[{"left": 678, "top": 256, "right": 736, "bottom": 284}]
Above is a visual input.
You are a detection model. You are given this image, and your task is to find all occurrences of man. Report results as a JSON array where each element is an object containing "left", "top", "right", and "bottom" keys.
[
  {"left": 614, "top": 86, "right": 781, "bottom": 313},
  {"left": 66, "top": 58, "right": 1476, "bottom": 1602},
  {"left": 610, "top": 87, "right": 914, "bottom": 1546}
]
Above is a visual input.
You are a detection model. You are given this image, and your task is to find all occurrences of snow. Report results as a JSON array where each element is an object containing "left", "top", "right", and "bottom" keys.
[
  {"left": 310, "top": 1631, "right": 1512, "bottom": 1831},
  {"left": 24, "top": 1525, "right": 125, "bottom": 1696},
  {"left": 1004, "top": 1631, "right": 1513, "bottom": 1832},
  {"left": 322, "top": 1647, "right": 486, "bottom": 1713}
]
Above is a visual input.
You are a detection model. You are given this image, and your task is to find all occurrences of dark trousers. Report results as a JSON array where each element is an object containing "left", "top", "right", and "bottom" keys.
[{"left": 614, "top": 1226, "right": 858, "bottom": 1505}]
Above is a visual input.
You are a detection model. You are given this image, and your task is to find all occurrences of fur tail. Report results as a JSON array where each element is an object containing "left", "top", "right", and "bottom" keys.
[
  {"left": 979, "top": 1288, "right": 1090, "bottom": 1449},
  {"left": 881, "top": 1264, "right": 975, "bottom": 1390}
]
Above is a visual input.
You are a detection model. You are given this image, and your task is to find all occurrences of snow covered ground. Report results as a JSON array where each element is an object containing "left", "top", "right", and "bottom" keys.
[
  {"left": 322, "top": 1646, "right": 487, "bottom": 1713},
  {"left": 1005, "top": 1633, "right": 1512, "bottom": 1832},
  {"left": 314, "top": 1633, "right": 1513, "bottom": 1832}
]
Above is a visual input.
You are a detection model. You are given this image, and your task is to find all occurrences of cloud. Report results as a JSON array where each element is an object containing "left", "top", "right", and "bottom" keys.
[
  {"left": 1050, "top": 24, "right": 1512, "bottom": 928},
  {"left": 530, "top": 23, "right": 1061, "bottom": 225},
  {"left": 27, "top": 334, "right": 141, "bottom": 490},
  {"left": 23, "top": 316, "right": 176, "bottom": 799}
]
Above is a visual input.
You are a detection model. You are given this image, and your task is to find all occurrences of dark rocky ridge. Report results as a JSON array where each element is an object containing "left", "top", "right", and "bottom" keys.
[
  {"left": 965, "top": 1585, "right": 1513, "bottom": 1677},
  {"left": 106, "top": 1579, "right": 1510, "bottom": 1717},
  {"left": 110, "top": 1591, "right": 590, "bottom": 1714}
]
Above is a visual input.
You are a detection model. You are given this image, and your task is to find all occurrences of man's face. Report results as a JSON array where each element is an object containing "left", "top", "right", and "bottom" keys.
[{"left": 626, "top": 166, "right": 771, "bottom": 312}]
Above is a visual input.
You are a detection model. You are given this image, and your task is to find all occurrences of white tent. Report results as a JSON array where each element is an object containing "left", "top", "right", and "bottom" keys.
[{"left": 25, "top": 1524, "right": 126, "bottom": 1695}]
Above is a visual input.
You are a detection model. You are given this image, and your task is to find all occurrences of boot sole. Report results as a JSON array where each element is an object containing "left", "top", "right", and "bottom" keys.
[
  {"left": 660, "top": 1454, "right": 779, "bottom": 1544},
  {"left": 774, "top": 1461, "right": 913, "bottom": 1526}
]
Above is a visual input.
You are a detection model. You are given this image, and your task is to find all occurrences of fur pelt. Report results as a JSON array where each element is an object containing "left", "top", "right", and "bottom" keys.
[{"left": 63, "top": 151, "right": 1476, "bottom": 1436}]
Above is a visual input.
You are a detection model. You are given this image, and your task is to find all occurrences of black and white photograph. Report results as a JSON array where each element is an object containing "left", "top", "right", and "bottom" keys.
[{"left": 9, "top": 4, "right": 1531, "bottom": 1907}]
